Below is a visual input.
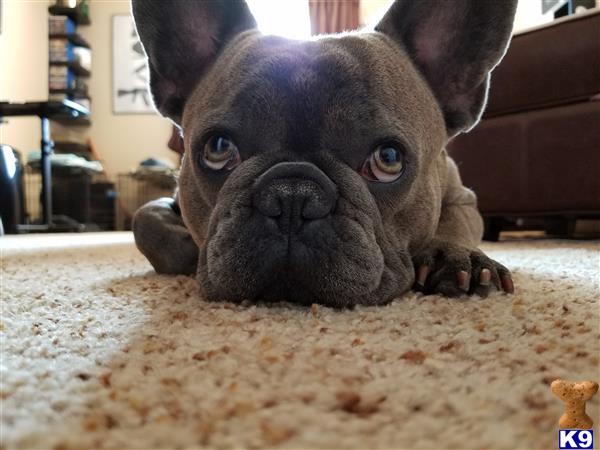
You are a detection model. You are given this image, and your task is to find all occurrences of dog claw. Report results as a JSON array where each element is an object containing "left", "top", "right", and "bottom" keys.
[
  {"left": 457, "top": 270, "right": 470, "bottom": 291},
  {"left": 412, "top": 243, "right": 512, "bottom": 297},
  {"left": 500, "top": 274, "right": 514, "bottom": 294},
  {"left": 416, "top": 265, "right": 429, "bottom": 286},
  {"left": 479, "top": 268, "right": 491, "bottom": 286}
]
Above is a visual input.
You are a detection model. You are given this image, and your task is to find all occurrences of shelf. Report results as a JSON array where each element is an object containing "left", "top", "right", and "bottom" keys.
[
  {"left": 52, "top": 116, "right": 91, "bottom": 126},
  {"left": 49, "top": 33, "right": 91, "bottom": 49},
  {"left": 54, "top": 141, "right": 91, "bottom": 154},
  {"left": 48, "top": 5, "right": 90, "bottom": 25},
  {"left": 0, "top": 100, "right": 91, "bottom": 126},
  {"left": 49, "top": 60, "right": 90, "bottom": 77},
  {"left": 49, "top": 88, "right": 89, "bottom": 98}
]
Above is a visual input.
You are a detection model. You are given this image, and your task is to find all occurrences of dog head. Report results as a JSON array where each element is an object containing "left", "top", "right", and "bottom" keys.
[{"left": 132, "top": 0, "right": 517, "bottom": 307}]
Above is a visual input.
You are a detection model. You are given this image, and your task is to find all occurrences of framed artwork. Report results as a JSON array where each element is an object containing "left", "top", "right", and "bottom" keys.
[
  {"left": 542, "top": 0, "right": 568, "bottom": 13},
  {"left": 112, "top": 14, "right": 154, "bottom": 114}
]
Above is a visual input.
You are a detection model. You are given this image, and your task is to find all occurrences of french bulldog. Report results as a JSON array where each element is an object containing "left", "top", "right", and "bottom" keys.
[{"left": 131, "top": 0, "right": 517, "bottom": 307}]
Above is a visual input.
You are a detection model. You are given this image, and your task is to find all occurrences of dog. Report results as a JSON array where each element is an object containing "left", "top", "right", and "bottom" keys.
[{"left": 131, "top": 0, "right": 517, "bottom": 307}]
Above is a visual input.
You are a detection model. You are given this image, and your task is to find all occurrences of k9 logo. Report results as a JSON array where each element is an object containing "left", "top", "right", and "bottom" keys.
[{"left": 558, "top": 430, "right": 594, "bottom": 450}]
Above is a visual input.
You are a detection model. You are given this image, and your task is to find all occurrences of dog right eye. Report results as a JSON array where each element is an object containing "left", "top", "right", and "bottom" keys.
[
  {"left": 201, "top": 135, "right": 241, "bottom": 171},
  {"left": 360, "top": 144, "right": 405, "bottom": 183}
]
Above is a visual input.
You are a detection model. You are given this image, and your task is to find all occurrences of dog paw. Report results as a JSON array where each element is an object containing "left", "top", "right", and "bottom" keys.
[
  {"left": 133, "top": 198, "right": 199, "bottom": 275},
  {"left": 412, "top": 239, "right": 514, "bottom": 297}
]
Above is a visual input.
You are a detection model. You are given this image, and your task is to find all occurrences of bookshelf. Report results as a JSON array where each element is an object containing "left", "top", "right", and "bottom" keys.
[
  {"left": 47, "top": 3, "right": 93, "bottom": 153},
  {"left": 48, "top": 1, "right": 91, "bottom": 119}
]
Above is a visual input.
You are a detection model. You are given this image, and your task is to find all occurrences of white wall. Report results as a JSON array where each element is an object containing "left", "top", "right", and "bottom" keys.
[
  {"left": 0, "top": 0, "right": 177, "bottom": 179},
  {"left": 359, "top": 0, "right": 391, "bottom": 28},
  {"left": 0, "top": 0, "right": 48, "bottom": 155},
  {"left": 513, "top": 0, "right": 555, "bottom": 32}
]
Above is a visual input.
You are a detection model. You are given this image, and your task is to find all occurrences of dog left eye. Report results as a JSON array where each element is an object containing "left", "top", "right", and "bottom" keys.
[
  {"left": 202, "top": 135, "right": 241, "bottom": 171},
  {"left": 360, "top": 145, "right": 405, "bottom": 182}
]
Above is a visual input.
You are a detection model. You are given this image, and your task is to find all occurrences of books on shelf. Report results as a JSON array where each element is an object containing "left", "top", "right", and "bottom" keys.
[
  {"left": 49, "top": 15, "right": 76, "bottom": 35},
  {"left": 49, "top": 37, "right": 74, "bottom": 62},
  {"left": 49, "top": 65, "right": 76, "bottom": 90},
  {"left": 48, "top": 8, "right": 91, "bottom": 124}
]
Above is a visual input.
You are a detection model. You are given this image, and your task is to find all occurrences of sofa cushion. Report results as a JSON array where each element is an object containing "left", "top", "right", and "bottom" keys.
[
  {"left": 485, "top": 9, "right": 600, "bottom": 117},
  {"left": 449, "top": 100, "right": 600, "bottom": 215}
]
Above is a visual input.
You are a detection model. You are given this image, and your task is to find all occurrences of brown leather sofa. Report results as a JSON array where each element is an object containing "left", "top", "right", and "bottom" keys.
[{"left": 448, "top": 9, "right": 600, "bottom": 240}]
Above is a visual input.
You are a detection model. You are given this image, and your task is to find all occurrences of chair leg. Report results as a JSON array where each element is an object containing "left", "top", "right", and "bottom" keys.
[
  {"left": 483, "top": 218, "right": 503, "bottom": 242},
  {"left": 545, "top": 218, "right": 576, "bottom": 238}
]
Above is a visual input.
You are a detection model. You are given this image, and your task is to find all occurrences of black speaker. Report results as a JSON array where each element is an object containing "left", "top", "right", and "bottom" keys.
[{"left": 0, "top": 145, "right": 25, "bottom": 234}]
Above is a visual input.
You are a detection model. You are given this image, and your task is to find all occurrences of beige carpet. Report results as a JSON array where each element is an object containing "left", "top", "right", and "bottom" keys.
[{"left": 1, "top": 233, "right": 599, "bottom": 449}]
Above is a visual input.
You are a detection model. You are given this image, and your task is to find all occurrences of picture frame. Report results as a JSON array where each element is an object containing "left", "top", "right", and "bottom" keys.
[
  {"left": 112, "top": 14, "right": 154, "bottom": 114},
  {"left": 542, "top": 0, "right": 569, "bottom": 14}
]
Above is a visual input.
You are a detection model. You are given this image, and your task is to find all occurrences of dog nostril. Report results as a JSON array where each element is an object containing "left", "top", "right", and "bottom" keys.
[
  {"left": 300, "top": 184, "right": 333, "bottom": 219},
  {"left": 254, "top": 179, "right": 332, "bottom": 220},
  {"left": 252, "top": 162, "right": 337, "bottom": 223},
  {"left": 254, "top": 187, "right": 283, "bottom": 218}
]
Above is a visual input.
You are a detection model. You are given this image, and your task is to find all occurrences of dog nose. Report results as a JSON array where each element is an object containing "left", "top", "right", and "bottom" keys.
[{"left": 252, "top": 162, "right": 337, "bottom": 226}]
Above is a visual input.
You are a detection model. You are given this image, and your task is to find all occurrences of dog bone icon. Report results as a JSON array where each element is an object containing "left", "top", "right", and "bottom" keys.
[{"left": 551, "top": 379, "right": 599, "bottom": 429}]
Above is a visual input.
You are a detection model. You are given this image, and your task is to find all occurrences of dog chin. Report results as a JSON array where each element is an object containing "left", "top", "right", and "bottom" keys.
[{"left": 195, "top": 208, "right": 402, "bottom": 307}]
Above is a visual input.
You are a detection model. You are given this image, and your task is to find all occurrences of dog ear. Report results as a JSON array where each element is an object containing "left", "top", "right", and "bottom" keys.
[
  {"left": 375, "top": 0, "right": 517, "bottom": 137},
  {"left": 131, "top": 0, "right": 257, "bottom": 124}
]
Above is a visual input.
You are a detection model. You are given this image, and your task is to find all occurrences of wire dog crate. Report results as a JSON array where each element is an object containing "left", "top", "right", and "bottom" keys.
[
  {"left": 22, "top": 165, "right": 116, "bottom": 230},
  {"left": 116, "top": 170, "right": 177, "bottom": 230},
  {"left": 22, "top": 166, "right": 175, "bottom": 231}
]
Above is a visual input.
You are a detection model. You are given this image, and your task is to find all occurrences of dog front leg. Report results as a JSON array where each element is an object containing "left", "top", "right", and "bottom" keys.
[
  {"left": 413, "top": 156, "right": 514, "bottom": 297},
  {"left": 133, "top": 196, "right": 198, "bottom": 275}
]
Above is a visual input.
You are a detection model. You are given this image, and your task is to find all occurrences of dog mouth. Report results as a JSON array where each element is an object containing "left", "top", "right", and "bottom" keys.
[{"left": 201, "top": 204, "right": 387, "bottom": 306}]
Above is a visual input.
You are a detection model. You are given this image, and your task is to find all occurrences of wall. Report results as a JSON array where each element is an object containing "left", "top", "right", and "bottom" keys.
[
  {"left": 513, "top": 0, "right": 555, "bottom": 32},
  {"left": 0, "top": 0, "right": 48, "bottom": 155},
  {"left": 359, "top": 0, "right": 391, "bottom": 27},
  {"left": 0, "top": 0, "right": 176, "bottom": 179}
]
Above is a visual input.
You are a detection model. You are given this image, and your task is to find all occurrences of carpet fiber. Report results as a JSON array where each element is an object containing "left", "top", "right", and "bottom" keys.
[{"left": 2, "top": 233, "right": 599, "bottom": 449}]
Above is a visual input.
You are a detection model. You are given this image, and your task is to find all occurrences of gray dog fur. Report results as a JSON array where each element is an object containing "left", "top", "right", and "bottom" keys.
[{"left": 131, "top": 0, "right": 518, "bottom": 307}]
